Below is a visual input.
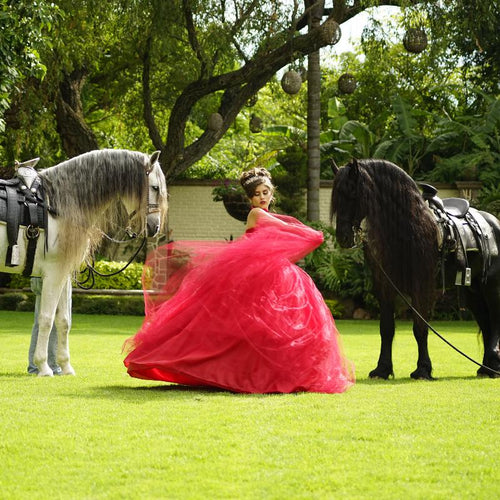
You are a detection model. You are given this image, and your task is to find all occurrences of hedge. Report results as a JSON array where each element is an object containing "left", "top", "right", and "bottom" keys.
[
  {"left": 1, "top": 260, "right": 147, "bottom": 316},
  {"left": 0, "top": 291, "right": 146, "bottom": 316}
]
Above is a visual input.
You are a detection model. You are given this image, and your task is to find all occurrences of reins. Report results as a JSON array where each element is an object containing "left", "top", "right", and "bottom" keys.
[
  {"left": 75, "top": 235, "right": 147, "bottom": 290},
  {"left": 354, "top": 228, "right": 500, "bottom": 377}
]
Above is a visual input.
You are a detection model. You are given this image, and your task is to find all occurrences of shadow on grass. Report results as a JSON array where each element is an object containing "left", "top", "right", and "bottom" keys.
[
  {"left": 84, "top": 383, "right": 277, "bottom": 400},
  {"left": 83, "top": 383, "right": 320, "bottom": 400},
  {"left": 79, "top": 375, "right": 489, "bottom": 402},
  {"left": 355, "top": 374, "right": 483, "bottom": 385}
]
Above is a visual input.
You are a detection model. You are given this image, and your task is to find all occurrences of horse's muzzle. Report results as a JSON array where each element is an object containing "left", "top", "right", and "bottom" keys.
[
  {"left": 337, "top": 234, "right": 355, "bottom": 248},
  {"left": 146, "top": 212, "right": 161, "bottom": 238}
]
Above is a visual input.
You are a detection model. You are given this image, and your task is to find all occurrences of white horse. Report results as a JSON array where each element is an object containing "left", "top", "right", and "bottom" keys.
[{"left": 0, "top": 149, "right": 168, "bottom": 376}]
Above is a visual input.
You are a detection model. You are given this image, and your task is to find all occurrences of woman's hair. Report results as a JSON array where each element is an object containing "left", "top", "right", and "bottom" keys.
[{"left": 239, "top": 167, "right": 274, "bottom": 198}]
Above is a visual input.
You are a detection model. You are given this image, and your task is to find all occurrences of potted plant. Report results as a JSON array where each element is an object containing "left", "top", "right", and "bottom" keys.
[{"left": 212, "top": 180, "right": 250, "bottom": 222}]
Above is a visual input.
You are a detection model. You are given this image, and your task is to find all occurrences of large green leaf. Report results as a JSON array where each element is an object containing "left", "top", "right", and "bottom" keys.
[
  {"left": 339, "top": 120, "right": 374, "bottom": 157},
  {"left": 391, "top": 95, "right": 418, "bottom": 136},
  {"left": 426, "top": 131, "right": 461, "bottom": 153}
]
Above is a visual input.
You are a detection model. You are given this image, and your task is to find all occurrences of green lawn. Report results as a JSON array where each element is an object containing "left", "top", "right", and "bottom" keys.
[{"left": 0, "top": 312, "right": 498, "bottom": 499}]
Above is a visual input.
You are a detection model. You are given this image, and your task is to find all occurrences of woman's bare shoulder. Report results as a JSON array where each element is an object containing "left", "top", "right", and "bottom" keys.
[
  {"left": 246, "top": 208, "right": 287, "bottom": 229},
  {"left": 246, "top": 207, "right": 261, "bottom": 229}
]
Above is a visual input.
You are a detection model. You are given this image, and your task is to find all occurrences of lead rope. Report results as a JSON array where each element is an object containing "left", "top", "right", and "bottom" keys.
[
  {"left": 377, "top": 253, "right": 500, "bottom": 377},
  {"left": 353, "top": 227, "right": 500, "bottom": 375},
  {"left": 75, "top": 235, "right": 147, "bottom": 289}
]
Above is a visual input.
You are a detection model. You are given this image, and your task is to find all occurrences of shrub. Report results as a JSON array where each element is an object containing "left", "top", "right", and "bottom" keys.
[
  {"left": 2, "top": 260, "right": 147, "bottom": 316},
  {"left": 0, "top": 292, "right": 31, "bottom": 311},
  {"left": 77, "top": 261, "right": 144, "bottom": 290},
  {"left": 324, "top": 299, "right": 345, "bottom": 318},
  {"left": 71, "top": 295, "right": 145, "bottom": 315},
  {"left": 5, "top": 261, "right": 144, "bottom": 291},
  {"left": 301, "top": 222, "right": 378, "bottom": 314}
]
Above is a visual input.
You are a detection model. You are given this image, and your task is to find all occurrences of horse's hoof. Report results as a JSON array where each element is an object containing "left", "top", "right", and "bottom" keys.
[
  {"left": 369, "top": 368, "right": 394, "bottom": 380},
  {"left": 35, "top": 362, "right": 54, "bottom": 377},
  {"left": 410, "top": 370, "right": 434, "bottom": 380},
  {"left": 62, "top": 365, "right": 76, "bottom": 376},
  {"left": 477, "top": 367, "right": 500, "bottom": 378}
]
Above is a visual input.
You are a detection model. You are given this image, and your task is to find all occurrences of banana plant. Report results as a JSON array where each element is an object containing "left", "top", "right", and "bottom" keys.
[
  {"left": 320, "top": 97, "right": 376, "bottom": 170},
  {"left": 425, "top": 93, "right": 500, "bottom": 186},
  {"left": 373, "top": 94, "right": 431, "bottom": 176}
]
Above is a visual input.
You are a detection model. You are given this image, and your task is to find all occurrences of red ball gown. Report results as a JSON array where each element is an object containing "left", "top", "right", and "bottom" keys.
[{"left": 123, "top": 212, "right": 354, "bottom": 393}]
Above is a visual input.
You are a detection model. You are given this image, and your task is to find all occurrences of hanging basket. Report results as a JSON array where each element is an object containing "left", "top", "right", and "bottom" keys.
[
  {"left": 403, "top": 28, "right": 428, "bottom": 54},
  {"left": 320, "top": 19, "right": 341, "bottom": 46},
  {"left": 281, "top": 70, "right": 302, "bottom": 95},
  {"left": 207, "top": 112, "right": 223, "bottom": 131},
  {"left": 338, "top": 73, "right": 357, "bottom": 94},
  {"left": 249, "top": 114, "right": 263, "bottom": 133},
  {"left": 222, "top": 192, "right": 251, "bottom": 222}
]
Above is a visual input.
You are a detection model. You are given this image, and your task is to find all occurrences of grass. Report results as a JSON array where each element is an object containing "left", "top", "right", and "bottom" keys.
[{"left": 0, "top": 312, "right": 498, "bottom": 499}]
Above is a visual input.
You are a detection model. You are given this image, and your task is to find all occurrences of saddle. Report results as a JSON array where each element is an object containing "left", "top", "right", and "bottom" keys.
[
  {"left": 0, "top": 158, "right": 47, "bottom": 276},
  {"left": 420, "top": 183, "right": 498, "bottom": 286}
]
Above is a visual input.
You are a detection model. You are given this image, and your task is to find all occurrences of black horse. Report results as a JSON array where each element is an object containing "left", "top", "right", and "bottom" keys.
[{"left": 331, "top": 158, "right": 500, "bottom": 379}]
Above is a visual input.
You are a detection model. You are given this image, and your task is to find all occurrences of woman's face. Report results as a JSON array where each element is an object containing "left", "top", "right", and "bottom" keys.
[{"left": 250, "top": 182, "right": 273, "bottom": 210}]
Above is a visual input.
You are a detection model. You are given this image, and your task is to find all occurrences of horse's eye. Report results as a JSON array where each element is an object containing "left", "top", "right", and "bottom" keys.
[{"left": 152, "top": 186, "right": 159, "bottom": 192}]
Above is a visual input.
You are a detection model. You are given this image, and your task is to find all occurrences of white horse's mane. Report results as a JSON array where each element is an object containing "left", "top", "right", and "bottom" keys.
[{"left": 39, "top": 149, "right": 162, "bottom": 265}]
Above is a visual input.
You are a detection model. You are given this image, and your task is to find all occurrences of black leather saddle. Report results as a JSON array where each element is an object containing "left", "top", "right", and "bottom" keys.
[
  {"left": 420, "top": 183, "right": 498, "bottom": 286},
  {"left": 0, "top": 158, "right": 47, "bottom": 275}
]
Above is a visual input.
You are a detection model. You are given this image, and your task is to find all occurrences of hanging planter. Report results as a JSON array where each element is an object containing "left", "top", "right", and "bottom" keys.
[
  {"left": 320, "top": 19, "right": 341, "bottom": 46},
  {"left": 403, "top": 28, "right": 428, "bottom": 53},
  {"left": 222, "top": 192, "right": 251, "bottom": 222},
  {"left": 338, "top": 73, "right": 357, "bottom": 94},
  {"left": 212, "top": 182, "right": 250, "bottom": 222},
  {"left": 281, "top": 70, "right": 302, "bottom": 95},
  {"left": 207, "top": 112, "right": 223, "bottom": 131},
  {"left": 249, "top": 114, "right": 263, "bottom": 133}
]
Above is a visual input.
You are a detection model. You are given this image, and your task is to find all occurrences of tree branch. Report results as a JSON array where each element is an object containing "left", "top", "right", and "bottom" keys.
[
  {"left": 163, "top": 14, "right": 341, "bottom": 178},
  {"left": 182, "top": 0, "right": 208, "bottom": 78},
  {"left": 142, "top": 36, "right": 164, "bottom": 151}
]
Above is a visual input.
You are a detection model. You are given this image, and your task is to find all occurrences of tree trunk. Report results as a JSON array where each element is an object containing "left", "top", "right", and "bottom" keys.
[
  {"left": 306, "top": 0, "right": 324, "bottom": 221},
  {"left": 55, "top": 68, "right": 99, "bottom": 158}
]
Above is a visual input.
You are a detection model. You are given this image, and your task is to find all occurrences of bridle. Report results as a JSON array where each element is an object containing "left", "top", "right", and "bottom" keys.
[{"left": 125, "top": 163, "right": 162, "bottom": 238}]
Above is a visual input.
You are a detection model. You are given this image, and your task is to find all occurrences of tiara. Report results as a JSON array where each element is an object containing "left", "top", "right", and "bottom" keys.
[{"left": 243, "top": 174, "right": 270, "bottom": 186}]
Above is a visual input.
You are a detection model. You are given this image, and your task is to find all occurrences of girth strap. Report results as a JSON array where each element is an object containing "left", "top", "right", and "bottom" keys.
[
  {"left": 22, "top": 177, "right": 45, "bottom": 276},
  {"left": 466, "top": 208, "right": 498, "bottom": 283},
  {"left": 5, "top": 185, "right": 21, "bottom": 266},
  {"left": 0, "top": 172, "right": 47, "bottom": 275}
]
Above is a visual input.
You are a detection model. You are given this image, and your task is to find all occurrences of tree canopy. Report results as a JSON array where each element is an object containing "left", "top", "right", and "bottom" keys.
[{"left": 1, "top": 0, "right": 498, "bottom": 184}]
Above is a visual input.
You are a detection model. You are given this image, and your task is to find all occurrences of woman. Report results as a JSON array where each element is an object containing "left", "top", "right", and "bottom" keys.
[{"left": 123, "top": 167, "right": 354, "bottom": 393}]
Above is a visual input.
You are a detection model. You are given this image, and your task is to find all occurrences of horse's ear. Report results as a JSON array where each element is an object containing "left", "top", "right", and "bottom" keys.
[
  {"left": 15, "top": 157, "right": 40, "bottom": 170},
  {"left": 330, "top": 158, "right": 339, "bottom": 177},
  {"left": 146, "top": 151, "right": 161, "bottom": 175},
  {"left": 349, "top": 157, "right": 361, "bottom": 179},
  {"left": 150, "top": 151, "right": 161, "bottom": 165}
]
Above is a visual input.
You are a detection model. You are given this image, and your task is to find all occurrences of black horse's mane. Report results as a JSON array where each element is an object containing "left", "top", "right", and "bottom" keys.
[{"left": 332, "top": 159, "right": 440, "bottom": 301}]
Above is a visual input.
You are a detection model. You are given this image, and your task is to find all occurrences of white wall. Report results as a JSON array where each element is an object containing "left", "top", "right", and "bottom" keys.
[{"left": 166, "top": 180, "right": 461, "bottom": 241}]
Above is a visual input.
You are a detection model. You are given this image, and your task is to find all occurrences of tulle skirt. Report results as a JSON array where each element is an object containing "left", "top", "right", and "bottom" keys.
[{"left": 124, "top": 215, "right": 354, "bottom": 393}]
